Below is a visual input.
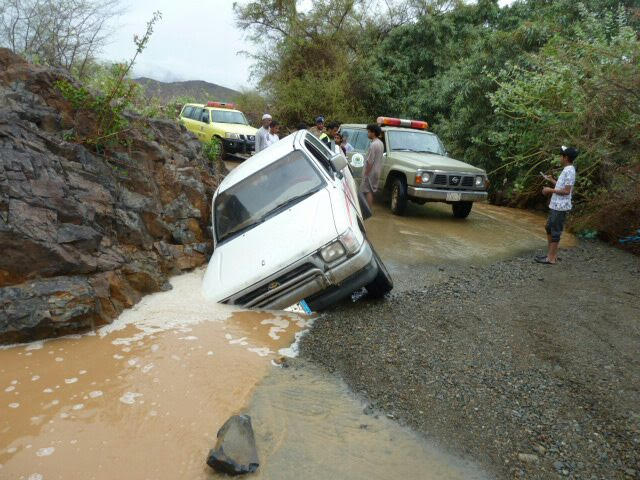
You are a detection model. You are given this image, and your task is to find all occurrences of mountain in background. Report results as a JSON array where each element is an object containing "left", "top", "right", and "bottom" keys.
[{"left": 133, "top": 77, "right": 240, "bottom": 103}]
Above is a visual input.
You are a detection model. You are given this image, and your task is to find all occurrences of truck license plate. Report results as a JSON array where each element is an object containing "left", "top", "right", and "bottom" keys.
[{"left": 446, "top": 192, "right": 462, "bottom": 202}]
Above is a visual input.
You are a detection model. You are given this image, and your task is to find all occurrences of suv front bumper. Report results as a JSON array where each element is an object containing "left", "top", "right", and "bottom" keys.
[
  {"left": 222, "top": 138, "right": 255, "bottom": 154},
  {"left": 407, "top": 186, "right": 488, "bottom": 202},
  {"left": 223, "top": 240, "right": 376, "bottom": 311}
]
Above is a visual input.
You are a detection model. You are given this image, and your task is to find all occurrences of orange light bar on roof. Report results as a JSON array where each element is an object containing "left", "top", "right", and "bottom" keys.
[
  {"left": 207, "top": 101, "right": 236, "bottom": 109},
  {"left": 377, "top": 116, "right": 429, "bottom": 130}
]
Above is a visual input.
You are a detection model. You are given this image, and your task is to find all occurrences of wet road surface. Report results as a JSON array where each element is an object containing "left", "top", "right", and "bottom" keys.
[{"left": 1, "top": 192, "right": 571, "bottom": 479}]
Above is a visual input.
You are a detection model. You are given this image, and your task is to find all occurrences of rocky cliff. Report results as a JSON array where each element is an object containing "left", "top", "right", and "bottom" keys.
[{"left": 0, "top": 49, "right": 220, "bottom": 344}]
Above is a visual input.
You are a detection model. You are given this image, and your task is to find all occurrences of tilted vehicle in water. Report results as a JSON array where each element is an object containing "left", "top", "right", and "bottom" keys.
[
  {"left": 340, "top": 117, "right": 489, "bottom": 218},
  {"left": 202, "top": 130, "right": 393, "bottom": 311}
]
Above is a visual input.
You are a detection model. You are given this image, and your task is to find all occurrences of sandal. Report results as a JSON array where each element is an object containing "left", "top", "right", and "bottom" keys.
[{"left": 534, "top": 257, "right": 555, "bottom": 265}]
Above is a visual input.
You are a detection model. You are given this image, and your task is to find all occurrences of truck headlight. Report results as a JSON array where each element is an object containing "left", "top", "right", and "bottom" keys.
[
  {"left": 475, "top": 176, "right": 484, "bottom": 187},
  {"left": 225, "top": 133, "right": 240, "bottom": 139},
  {"left": 320, "top": 241, "right": 346, "bottom": 262},
  {"left": 339, "top": 228, "right": 362, "bottom": 255},
  {"left": 415, "top": 171, "right": 432, "bottom": 185}
]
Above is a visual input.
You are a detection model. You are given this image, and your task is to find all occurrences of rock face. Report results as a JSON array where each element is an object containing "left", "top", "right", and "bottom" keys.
[
  {"left": 0, "top": 49, "right": 220, "bottom": 343},
  {"left": 207, "top": 415, "right": 259, "bottom": 475}
]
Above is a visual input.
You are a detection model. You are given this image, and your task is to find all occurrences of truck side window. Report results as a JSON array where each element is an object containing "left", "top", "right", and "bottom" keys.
[
  {"left": 182, "top": 106, "right": 193, "bottom": 118},
  {"left": 304, "top": 135, "right": 333, "bottom": 175},
  {"left": 353, "top": 130, "right": 370, "bottom": 152},
  {"left": 190, "top": 107, "right": 203, "bottom": 122},
  {"left": 201, "top": 110, "right": 210, "bottom": 123}
]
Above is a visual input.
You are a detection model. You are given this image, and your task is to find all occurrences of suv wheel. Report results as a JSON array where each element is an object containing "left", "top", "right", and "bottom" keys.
[
  {"left": 366, "top": 243, "right": 394, "bottom": 298},
  {"left": 390, "top": 177, "right": 408, "bottom": 216},
  {"left": 452, "top": 201, "right": 473, "bottom": 219}
]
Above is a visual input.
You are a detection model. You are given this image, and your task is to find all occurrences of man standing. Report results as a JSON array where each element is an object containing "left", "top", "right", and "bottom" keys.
[
  {"left": 266, "top": 120, "right": 280, "bottom": 147},
  {"left": 320, "top": 121, "right": 340, "bottom": 149},
  {"left": 309, "top": 116, "right": 325, "bottom": 138},
  {"left": 536, "top": 146, "right": 578, "bottom": 265},
  {"left": 255, "top": 114, "right": 272, "bottom": 153},
  {"left": 360, "top": 124, "right": 384, "bottom": 211}
]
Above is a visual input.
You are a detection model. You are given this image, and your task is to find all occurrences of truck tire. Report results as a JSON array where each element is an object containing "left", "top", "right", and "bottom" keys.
[
  {"left": 452, "top": 201, "right": 473, "bottom": 219},
  {"left": 390, "top": 177, "right": 408, "bottom": 216},
  {"left": 366, "top": 244, "right": 393, "bottom": 298}
]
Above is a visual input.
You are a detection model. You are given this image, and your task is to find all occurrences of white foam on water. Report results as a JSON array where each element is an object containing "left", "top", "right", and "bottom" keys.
[
  {"left": 206, "top": 351, "right": 213, "bottom": 356},
  {"left": 28, "top": 474, "right": 43, "bottom": 480},
  {"left": 141, "top": 364, "right": 154, "bottom": 374},
  {"left": 278, "top": 326, "right": 313, "bottom": 358},
  {"left": 247, "top": 347, "right": 273, "bottom": 357},
  {"left": 10, "top": 380, "right": 17, "bottom": 385},
  {"left": 64, "top": 378, "right": 78, "bottom": 384},
  {"left": 179, "top": 336, "right": 198, "bottom": 341},
  {"left": 25, "top": 341, "right": 44, "bottom": 351},
  {"left": 72, "top": 404, "right": 84, "bottom": 410},
  {"left": 261, "top": 317, "right": 290, "bottom": 340},
  {"left": 113, "top": 354, "right": 124, "bottom": 360},
  {"left": 54, "top": 357, "right": 63, "bottom": 362},
  {"left": 150, "top": 344, "right": 159, "bottom": 352},
  {"left": 42, "top": 388, "right": 53, "bottom": 394},
  {"left": 35, "top": 447, "right": 54, "bottom": 457},
  {"left": 127, "top": 358, "right": 139, "bottom": 367},
  {"left": 229, "top": 336, "right": 248, "bottom": 345},
  {"left": 8, "top": 402, "right": 19, "bottom": 408},
  {"left": 7, "top": 447, "right": 17, "bottom": 454},
  {"left": 4, "top": 386, "right": 15, "bottom": 392},
  {"left": 31, "top": 375, "right": 40, "bottom": 381},
  {"left": 79, "top": 370, "right": 87, "bottom": 375},
  {"left": 89, "top": 390, "right": 103, "bottom": 399},
  {"left": 119, "top": 392, "right": 143, "bottom": 405}
]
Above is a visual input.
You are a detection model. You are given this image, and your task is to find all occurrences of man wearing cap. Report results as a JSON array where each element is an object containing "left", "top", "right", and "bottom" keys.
[
  {"left": 536, "top": 146, "right": 578, "bottom": 265},
  {"left": 309, "top": 116, "right": 325, "bottom": 138},
  {"left": 255, "top": 114, "right": 272, "bottom": 153}
]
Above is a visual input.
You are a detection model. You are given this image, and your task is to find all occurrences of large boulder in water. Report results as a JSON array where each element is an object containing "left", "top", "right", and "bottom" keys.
[{"left": 207, "top": 414, "right": 259, "bottom": 475}]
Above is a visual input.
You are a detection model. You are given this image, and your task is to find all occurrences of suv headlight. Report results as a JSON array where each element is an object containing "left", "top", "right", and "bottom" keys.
[
  {"left": 339, "top": 228, "right": 362, "bottom": 255},
  {"left": 415, "top": 171, "right": 432, "bottom": 185},
  {"left": 320, "top": 241, "right": 346, "bottom": 263},
  {"left": 475, "top": 175, "right": 484, "bottom": 187},
  {"left": 225, "top": 133, "right": 240, "bottom": 139}
]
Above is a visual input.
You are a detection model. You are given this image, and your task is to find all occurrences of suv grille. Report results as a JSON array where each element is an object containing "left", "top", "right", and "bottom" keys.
[
  {"left": 430, "top": 174, "right": 476, "bottom": 189},
  {"left": 461, "top": 176, "right": 474, "bottom": 187},
  {"left": 236, "top": 263, "right": 315, "bottom": 306},
  {"left": 434, "top": 174, "right": 447, "bottom": 185}
]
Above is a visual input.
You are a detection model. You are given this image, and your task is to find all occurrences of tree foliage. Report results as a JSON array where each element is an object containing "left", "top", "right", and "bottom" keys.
[
  {"left": 0, "top": 0, "right": 123, "bottom": 78},
  {"left": 236, "top": 0, "right": 640, "bottom": 243}
]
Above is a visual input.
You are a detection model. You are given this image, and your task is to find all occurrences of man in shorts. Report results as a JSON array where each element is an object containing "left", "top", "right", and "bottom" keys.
[
  {"left": 536, "top": 146, "right": 578, "bottom": 265},
  {"left": 360, "top": 124, "right": 384, "bottom": 211}
]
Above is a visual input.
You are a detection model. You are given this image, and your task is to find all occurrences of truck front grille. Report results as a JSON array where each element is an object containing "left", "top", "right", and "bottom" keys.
[
  {"left": 434, "top": 174, "right": 447, "bottom": 185},
  {"left": 461, "top": 176, "right": 474, "bottom": 187},
  {"left": 235, "top": 263, "right": 318, "bottom": 307}
]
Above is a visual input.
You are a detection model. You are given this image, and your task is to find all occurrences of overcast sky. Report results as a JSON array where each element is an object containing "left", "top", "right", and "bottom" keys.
[{"left": 100, "top": 0, "right": 515, "bottom": 90}]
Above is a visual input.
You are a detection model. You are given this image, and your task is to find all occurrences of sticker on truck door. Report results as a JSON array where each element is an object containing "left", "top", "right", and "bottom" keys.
[{"left": 446, "top": 192, "right": 462, "bottom": 202}]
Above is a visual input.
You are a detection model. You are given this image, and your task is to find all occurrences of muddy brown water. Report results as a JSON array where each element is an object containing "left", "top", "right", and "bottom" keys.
[{"left": 1, "top": 201, "right": 566, "bottom": 479}]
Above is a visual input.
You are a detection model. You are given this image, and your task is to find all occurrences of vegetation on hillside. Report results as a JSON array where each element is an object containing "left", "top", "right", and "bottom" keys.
[{"left": 235, "top": 0, "right": 640, "bottom": 249}]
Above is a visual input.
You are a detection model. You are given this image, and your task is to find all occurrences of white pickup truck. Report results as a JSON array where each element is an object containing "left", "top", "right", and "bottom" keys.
[{"left": 202, "top": 130, "right": 392, "bottom": 311}]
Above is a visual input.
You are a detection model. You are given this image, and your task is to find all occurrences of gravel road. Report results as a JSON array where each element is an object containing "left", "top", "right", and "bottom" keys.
[{"left": 301, "top": 242, "right": 640, "bottom": 479}]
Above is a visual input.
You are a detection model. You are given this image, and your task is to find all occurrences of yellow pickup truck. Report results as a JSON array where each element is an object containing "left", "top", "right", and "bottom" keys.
[{"left": 179, "top": 102, "right": 257, "bottom": 155}]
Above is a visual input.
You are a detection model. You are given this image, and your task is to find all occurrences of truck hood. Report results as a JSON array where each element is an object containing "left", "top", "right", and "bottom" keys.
[
  {"left": 389, "top": 152, "right": 486, "bottom": 174},
  {"left": 213, "top": 123, "right": 257, "bottom": 136},
  {"left": 202, "top": 189, "right": 338, "bottom": 302}
]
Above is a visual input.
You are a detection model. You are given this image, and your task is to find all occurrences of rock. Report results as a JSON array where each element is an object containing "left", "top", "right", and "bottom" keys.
[
  {"left": 207, "top": 415, "right": 259, "bottom": 476},
  {"left": 517, "top": 453, "right": 539, "bottom": 463},
  {"left": 0, "top": 48, "right": 219, "bottom": 343},
  {"left": 532, "top": 444, "right": 546, "bottom": 455}
]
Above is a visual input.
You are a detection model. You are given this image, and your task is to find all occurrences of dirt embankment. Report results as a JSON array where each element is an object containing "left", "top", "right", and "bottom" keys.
[
  {"left": 0, "top": 49, "right": 219, "bottom": 343},
  {"left": 301, "top": 242, "right": 640, "bottom": 479}
]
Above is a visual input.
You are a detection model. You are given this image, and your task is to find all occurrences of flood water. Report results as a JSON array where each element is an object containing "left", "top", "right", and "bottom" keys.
[{"left": 1, "top": 195, "right": 567, "bottom": 479}]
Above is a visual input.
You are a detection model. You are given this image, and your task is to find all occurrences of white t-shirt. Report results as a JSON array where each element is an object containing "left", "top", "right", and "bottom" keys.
[
  {"left": 266, "top": 133, "right": 279, "bottom": 147},
  {"left": 549, "top": 165, "right": 576, "bottom": 211}
]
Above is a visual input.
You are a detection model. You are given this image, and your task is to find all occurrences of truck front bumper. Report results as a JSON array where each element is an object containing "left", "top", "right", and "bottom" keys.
[
  {"left": 407, "top": 186, "right": 488, "bottom": 202},
  {"left": 222, "top": 138, "right": 255, "bottom": 154},
  {"left": 223, "top": 240, "right": 376, "bottom": 311}
]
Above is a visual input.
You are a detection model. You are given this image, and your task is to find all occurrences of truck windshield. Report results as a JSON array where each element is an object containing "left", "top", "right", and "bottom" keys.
[
  {"left": 388, "top": 131, "right": 446, "bottom": 155},
  {"left": 214, "top": 150, "right": 325, "bottom": 244},
  {"left": 211, "top": 110, "right": 248, "bottom": 125}
]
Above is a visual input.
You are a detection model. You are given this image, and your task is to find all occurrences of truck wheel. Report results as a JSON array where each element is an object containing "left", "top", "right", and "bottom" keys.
[
  {"left": 366, "top": 243, "right": 393, "bottom": 298},
  {"left": 390, "top": 177, "right": 408, "bottom": 216},
  {"left": 452, "top": 201, "right": 473, "bottom": 219}
]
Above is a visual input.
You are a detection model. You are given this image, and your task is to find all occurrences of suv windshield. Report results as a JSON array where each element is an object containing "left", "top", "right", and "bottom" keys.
[
  {"left": 214, "top": 150, "right": 325, "bottom": 244},
  {"left": 211, "top": 110, "right": 248, "bottom": 125},
  {"left": 388, "top": 131, "right": 446, "bottom": 155}
]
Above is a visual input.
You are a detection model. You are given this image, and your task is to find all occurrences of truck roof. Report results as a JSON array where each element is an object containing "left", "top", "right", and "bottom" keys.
[
  {"left": 217, "top": 132, "right": 301, "bottom": 193},
  {"left": 340, "top": 123, "right": 439, "bottom": 135},
  {"left": 185, "top": 102, "right": 242, "bottom": 113}
]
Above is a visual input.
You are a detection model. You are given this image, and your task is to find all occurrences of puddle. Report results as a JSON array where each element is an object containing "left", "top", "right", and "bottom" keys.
[
  {"left": 367, "top": 202, "right": 575, "bottom": 266},
  {"left": 0, "top": 269, "right": 309, "bottom": 480},
  {"left": 247, "top": 362, "right": 492, "bottom": 479}
]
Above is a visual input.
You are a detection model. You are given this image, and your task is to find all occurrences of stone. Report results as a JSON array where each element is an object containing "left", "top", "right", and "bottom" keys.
[
  {"left": 206, "top": 415, "right": 259, "bottom": 476},
  {"left": 517, "top": 453, "right": 539, "bottom": 463}
]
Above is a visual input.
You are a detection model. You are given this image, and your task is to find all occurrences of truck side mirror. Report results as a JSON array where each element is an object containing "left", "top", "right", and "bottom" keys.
[{"left": 330, "top": 153, "right": 347, "bottom": 172}]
